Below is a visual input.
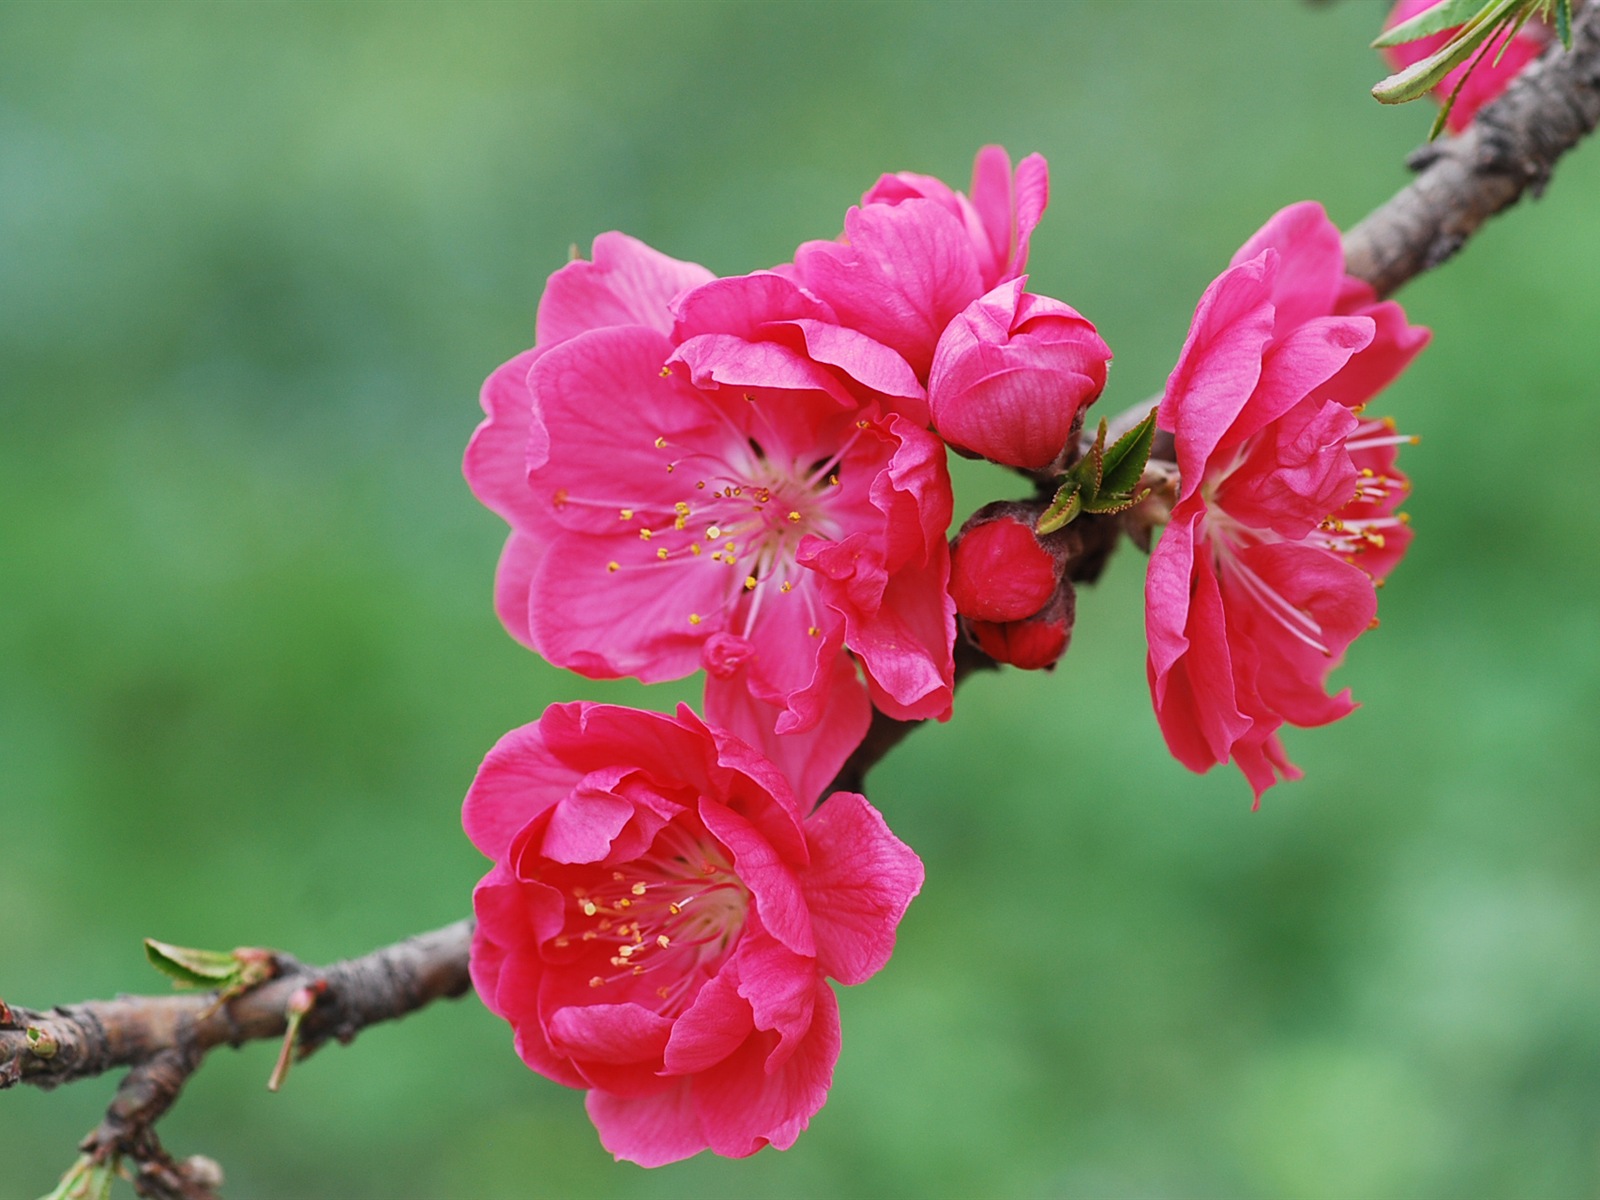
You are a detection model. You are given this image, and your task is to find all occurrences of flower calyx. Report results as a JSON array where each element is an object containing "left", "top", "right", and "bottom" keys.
[{"left": 1037, "top": 407, "right": 1159, "bottom": 535}]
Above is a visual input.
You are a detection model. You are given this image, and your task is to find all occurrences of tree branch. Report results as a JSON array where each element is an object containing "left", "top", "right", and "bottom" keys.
[
  {"left": 1344, "top": 2, "right": 1600, "bottom": 298},
  {"left": 2, "top": 920, "right": 472, "bottom": 1197}
]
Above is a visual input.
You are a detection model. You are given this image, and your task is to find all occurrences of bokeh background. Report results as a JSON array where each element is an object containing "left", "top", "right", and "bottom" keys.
[{"left": 5, "top": 2, "right": 1600, "bottom": 1197}]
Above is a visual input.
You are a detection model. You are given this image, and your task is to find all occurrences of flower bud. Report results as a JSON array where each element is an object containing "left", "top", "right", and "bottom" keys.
[
  {"left": 929, "top": 278, "right": 1111, "bottom": 470},
  {"left": 949, "top": 515, "right": 1059, "bottom": 623},
  {"left": 968, "top": 583, "right": 1075, "bottom": 671}
]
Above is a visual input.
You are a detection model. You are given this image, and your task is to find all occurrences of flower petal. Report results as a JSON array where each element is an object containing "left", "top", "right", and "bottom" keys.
[{"left": 802, "top": 792, "right": 924, "bottom": 986}]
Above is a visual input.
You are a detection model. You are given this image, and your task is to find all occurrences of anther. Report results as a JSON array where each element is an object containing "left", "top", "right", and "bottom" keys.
[
  {"left": 808, "top": 626, "right": 819, "bottom": 637},
  {"left": 657, "top": 548, "right": 669, "bottom": 560},
  {"left": 689, "top": 613, "right": 702, "bottom": 625},
  {"left": 582, "top": 901, "right": 598, "bottom": 916},
  {"left": 619, "top": 508, "right": 633, "bottom": 521},
  {"left": 552, "top": 488, "right": 569, "bottom": 509},
  {"left": 691, "top": 543, "right": 702, "bottom": 556},
  {"left": 631, "top": 883, "right": 646, "bottom": 896},
  {"left": 745, "top": 576, "right": 757, "bottom": 590},
  {"left": 659, "top": 366, "right": 672, "bottom": 378},
  {"left": 589, "top": 976, "right": 605, "bottom": 987},
  {"left": 706, "top": 526, "right": 722, "bottom": 540},
  {"left": 640, "top": 529, "right": 653, "bottom": 541},
  {"left": 787, "top": 511, "right": 801, "bottom": 523},
  {"left": 780, "top": 581, "right": 793, "bottom": 593},
  {"left": 607, "top": 561, "right": 620, "bottom": 573},
  {"left": 656, "top": 935, "right": 671, "bottom": 948},
  {"left": 655, "top": 436, "right": 667, "bottom": 449}
]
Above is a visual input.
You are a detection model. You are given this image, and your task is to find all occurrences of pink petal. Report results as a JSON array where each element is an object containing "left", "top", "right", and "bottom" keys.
[
  {"left": 528, "top": 527, "right": 732, "bottom": 682},
  {"left": 734, "top": 936, "right": 820, "bottom": 1070},
  {"left": 491, "top": 531, "right": 542, "bottom": 650},
  {"left": 662, "top": 966, "right": 754, "bottom": 1075},
  {"left": 1221, "top": 314, "right": 1374, "bottom": 454},
  {"left": 588, "top": 1082, "right": 706, "bottom": 1167},
  {"left": 536, "top": 231, "right": 714, "bottom": 346},
  {"left": 794, "top": 199, "right": 984, "bottom": 379},
  {"left": 529, "top": 325, "right": 721, "bottom": 535},
  {"left": 671, "top": 332, "right": 857, "bottom": 405},
  {"left": 464, "top": 349, "right": 548, "bottom": 525},
  {"left": 540, "top": 788, "right": 635, "bottom": 865},
  {"left": 968, "top": 144, "right": 1017, "bottom": 281},
  {"left": 1323, "top": 296, "right": 1432, "bottom": 411},
  {"left": 1007, "top": 153, "right": 1049, "bottom": 279},
  {"left": 546, "top": 1002, "right": 674, "bottom": 1066},
  {"left": 849, "top": 549, "right": 955, "bottom": 722},
  {"left": 691, "top": 982, "right": 840, "bottom": 1158},
  {"left": 801, "top": 791, "right": 924, "bottom": 986},
  {"left": 670, "top": 271, "right": 834, "bottom": 342},
  {"left": 539, "top": 703, "right": 718, "bottom": 789},
  {"left": 1144, "top": 507, "right": 1198, "bottom": 681},
  {"left": 699, "top": 798, "right": 815, "bottom": 958},
  {"left": 1160, "top": 254, "right": 1276, "bottom": 498},
  {"left": 1229, "top": 202, "right": 1344, "bottom": 335},
  {"left": 703, "top": 650, "right": 871, "bottom": 812},
  {"left": 462, "top": 721, "right": 580, "bottom": 860}
]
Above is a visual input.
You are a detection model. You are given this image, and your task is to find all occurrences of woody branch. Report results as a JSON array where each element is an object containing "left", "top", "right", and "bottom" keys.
[{"left": 6, "top": 7, "right": 1600, "bottom": 1195}]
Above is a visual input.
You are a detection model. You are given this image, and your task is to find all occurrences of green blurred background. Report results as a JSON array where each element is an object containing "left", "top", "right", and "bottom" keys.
[{"left": 4, "top": 2, "right": 1599, "bottom": 1196}]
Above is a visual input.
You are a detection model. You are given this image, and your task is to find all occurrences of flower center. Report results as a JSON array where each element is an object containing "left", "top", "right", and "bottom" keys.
[
  {"left": 1198, "top": 415, "right": 1414, "bottom": 656},
  {"left": 555, "top": 819, "right": 749, "bottom": 1014},
  {"left": 597, "top": 406, "right": 873, "bottom": 639}
]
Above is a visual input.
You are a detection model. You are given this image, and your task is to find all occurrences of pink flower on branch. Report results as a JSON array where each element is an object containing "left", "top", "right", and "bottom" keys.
[
  {"left": 465, "top": 235, "right": 958, "bottom": 771},
  {"left": 1145, "top": 202, "right": 1428, "bottom": 803},
  {"left": 465, "top": 702, "right": 923, "bottom": 1166}
]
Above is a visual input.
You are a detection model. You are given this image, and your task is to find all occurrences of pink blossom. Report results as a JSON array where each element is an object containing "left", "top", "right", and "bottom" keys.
[
  {"left": 465, "top": 702, "right": 923, "bottom": 1166},
  {"left": 792, "top": 146, "right": 1048, "bottom": 380},
  {"left": 928, "top": 279, "right": 1111, "bottom": 469},
  {"left": 465, "top": 236, "right": 958, "bottom": 767},
  {"left": 948, "top": 513, "right": 1060, "bottom": 624},
  {"left": 1145, "top": 202, "right": 1428, "bottom": 802},
  {"left": 1382, "top": 0, "right": 1547, "bottom": 133}
]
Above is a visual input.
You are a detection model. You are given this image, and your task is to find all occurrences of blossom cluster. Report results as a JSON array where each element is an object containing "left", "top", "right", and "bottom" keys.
[{"left": 461, "top": 150, "right": 1426, "bottom": 1162}]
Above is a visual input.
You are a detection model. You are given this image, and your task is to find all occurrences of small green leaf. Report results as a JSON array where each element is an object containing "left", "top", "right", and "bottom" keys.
[
  {"left": 1036, "top": 482, "right": 1082, "bottom": 535},
  {"left": 145, "top": 939, "right": 246, "bottom": 989},
  {"left": 1557, "top": 0, "right": 1572, "bottom": 49},
  {"left": 1097, "top": 407, "right": 1159, "bottom": 498},
  {"left": 1081, "top": 487, "right": 1152, "bottom": 517},
  {"left": 37, "top": 1156, "right": 114, "bottom": 1200},
  {"left": 1372, "top": 0, "right": 1493, "bottom": 47}
]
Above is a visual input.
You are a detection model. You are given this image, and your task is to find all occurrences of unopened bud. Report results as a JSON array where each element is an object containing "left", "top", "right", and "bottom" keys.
[
  {"left": 929, "top": 279, "right": 1111, "bottom": 470},
  {"left": 26, "top": 1026, "right": 58, "bottom": 1059},
  {"left": 966, "top": 581, "right": 1076, "bottom": 671},
  {"left": 949, "top": 516, "right": 1059, "bottom": 623}
]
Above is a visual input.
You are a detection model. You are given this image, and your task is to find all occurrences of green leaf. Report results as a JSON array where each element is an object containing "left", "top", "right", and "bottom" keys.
[
  {"left": 1036, "top": 482, "right": 1082, "bottom": 535},
  {"left": 1097, "top": 407, "right": 1159, "bottom": 498},
  {"left": 1372, "top": 0, "right": 1493, "bottom": 47},
  {"left": 1557, "top": 0, "right": 1572, "bottom": 49},
  {"left": 1081, "top": 487, "right": 1152, "bottom": 517},
  {"left": 144, "top": 938, "right": 247, "bottom": 989},
  {"left": 36, "top": 1156, "right": 114, "bottom": 1200},
  {"left": 1372, "top": 0, "right": 1519, "bottom": 104}
]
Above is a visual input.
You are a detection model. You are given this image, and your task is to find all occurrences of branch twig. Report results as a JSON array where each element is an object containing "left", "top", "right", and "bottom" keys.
[{"left": 3, "top": 921, "right": 472, "bottom": 1197}]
